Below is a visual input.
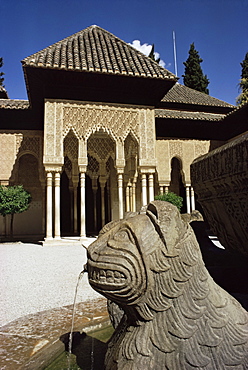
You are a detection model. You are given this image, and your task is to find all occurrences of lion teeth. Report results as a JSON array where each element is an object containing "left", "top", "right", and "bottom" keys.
[{"left": 90, "top": 268, "right": 125, "bottom": 284}]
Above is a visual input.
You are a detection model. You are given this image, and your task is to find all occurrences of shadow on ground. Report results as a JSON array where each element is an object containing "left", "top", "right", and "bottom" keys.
[{"left": 191, "top": 221, "right": 248, "bottom": 310}]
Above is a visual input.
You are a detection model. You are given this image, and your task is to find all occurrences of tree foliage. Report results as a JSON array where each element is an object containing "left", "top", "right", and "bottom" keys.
[
  {"left": 148, "top": 44, "right": 160, "bottom": 64},
  {"left": 182, "top": 43, "right": 209, "bottom": 94},
  {"left": 236, "top": 52, "right": 248, "bottom": 105},
  {"left": 0, "top": 185, "right": 31, "bottom": 237},
  {"left": 0, "top": 57, "right": 4, "bottom": 87},
  {"left": 155, "top": 192, "right": 183, "bottom": 211}
]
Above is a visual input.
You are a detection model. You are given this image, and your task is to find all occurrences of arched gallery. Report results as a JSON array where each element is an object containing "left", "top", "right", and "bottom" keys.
[{"left": 0, "top": 25, "right": 237, "bottom": 242}]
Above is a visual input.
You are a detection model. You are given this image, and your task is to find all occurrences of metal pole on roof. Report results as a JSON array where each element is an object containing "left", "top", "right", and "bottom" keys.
[{"left": 173, "top": 31, "right": 178, "bottom": 77}]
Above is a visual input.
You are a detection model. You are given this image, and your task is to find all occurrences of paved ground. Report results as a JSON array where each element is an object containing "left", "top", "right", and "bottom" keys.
[
  {"left": 0, "top": 238, "right": 110, "bottom": 369},
  {"left": 0, "top": 238, "right": 100, "bottom": 327},
  {"left": 0, "top": 227, "right": 247, "bottom": 369}
]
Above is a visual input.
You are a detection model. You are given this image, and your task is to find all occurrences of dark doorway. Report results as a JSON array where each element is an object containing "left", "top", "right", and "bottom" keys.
[
  {"left": 169, "top": 157, "right": 187, "bottom": 213},
  {"left": 60, "top": 171, "right": 72, "bottom": 235}
]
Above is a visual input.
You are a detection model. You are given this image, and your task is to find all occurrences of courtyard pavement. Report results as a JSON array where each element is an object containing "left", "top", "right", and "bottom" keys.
[
  {"left": 0, "top": 238, "right": 100, "bottom": 327},
  {"left": 0, "top": 238, "right": 110, "bottom": 369},
  {"left": 0, "top": 228, "right": 247, "bottom": 369}
]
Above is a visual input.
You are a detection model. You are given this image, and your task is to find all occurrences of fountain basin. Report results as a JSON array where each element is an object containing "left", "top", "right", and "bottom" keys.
[{"left": 0, "top": 297, "right": 110, "bottom": 369}]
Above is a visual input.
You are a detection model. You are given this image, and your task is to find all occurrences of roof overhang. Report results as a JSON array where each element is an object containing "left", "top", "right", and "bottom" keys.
[{"left": 23, "top": 65, "right": 176, "bottom": 109}]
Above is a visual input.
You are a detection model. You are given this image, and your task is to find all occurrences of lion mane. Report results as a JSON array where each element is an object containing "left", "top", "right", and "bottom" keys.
[{"left": 87, "top": 201, "right": 248, "bottom": 369}]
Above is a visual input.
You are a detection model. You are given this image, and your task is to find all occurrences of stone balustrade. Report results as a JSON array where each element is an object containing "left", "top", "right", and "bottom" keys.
[{"left": 191, "top": 133, "right": 248, "bottom": 256}]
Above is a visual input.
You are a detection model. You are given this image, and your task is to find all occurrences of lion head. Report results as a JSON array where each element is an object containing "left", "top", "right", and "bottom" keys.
[{"left": 87, "top": 201, "right": 248, "bottom": 369}]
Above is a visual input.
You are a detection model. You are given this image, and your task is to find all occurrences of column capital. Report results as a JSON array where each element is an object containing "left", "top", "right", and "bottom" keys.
[
  {"left": 139, "top": 166, "right": 156, "bottom": 174},
  {"left": 115, "top": 159, "right": 125, "bottom": 169},
  {"left": 116, "top": 167, "right": 124, "bottom": 174},
  {"left": 45, "top": 165, "right": 62, "bottom": 173},
  {"left": 79, "top": 165, "right": 87, "bottom": 173}
]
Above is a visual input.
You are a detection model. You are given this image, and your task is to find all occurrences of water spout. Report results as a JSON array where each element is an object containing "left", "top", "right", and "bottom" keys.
[{"left": 67, "top": 270, "right": 85, "bottom": 368}]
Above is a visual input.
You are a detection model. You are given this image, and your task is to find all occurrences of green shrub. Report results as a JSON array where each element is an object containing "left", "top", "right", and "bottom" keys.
[
  {"left": 154, "top": 191, "right": 183, "bottom": 211},
  {"left": 0, "top": 185, "right": 31, "bottom": 237}
]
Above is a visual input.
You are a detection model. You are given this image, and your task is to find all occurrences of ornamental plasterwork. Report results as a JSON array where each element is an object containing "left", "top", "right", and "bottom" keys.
[
  {"left": 64, "top": 130, "right": 78, "bottom": 161},
  {"left": 63, "top": 103, "right": 140, "bottom": 141},
  {"left": 169, "top": 140, "right": 183, "bottom": 159},
  {"left": 194, "top": 141, "right": 210, "bottom": 158},
  {"left": 44, "top": 100, "right": 156, "bottom": 168},
  {"left": 18, "top": 136, "right": 41, "bottom": 159},
  {"left": 124, "top": 134, "right": 138, "bottom": 160},
  {"left": 63, "top": 156, "right": 72, "bottom": 179},
  {"left": 87, "top": 155, "right": 100, "bottom": 177},
  {"left": 0, "top": 134, "right": 21, "bottom": 181},
  {"left": 88, "top": 135, "right": 115, "bottom": 162},
  {"left": 0, "top": 131, "right": 43, "bottom": 183}
]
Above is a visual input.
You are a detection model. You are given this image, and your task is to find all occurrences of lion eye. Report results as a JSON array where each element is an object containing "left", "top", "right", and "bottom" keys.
[{"left": 114, "top": 230, "right": 130, "bottom": 242}]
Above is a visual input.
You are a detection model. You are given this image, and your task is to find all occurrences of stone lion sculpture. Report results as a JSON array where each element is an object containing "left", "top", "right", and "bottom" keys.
[{"left": 87, "top": 201, "right": 248, "bottom": 369}]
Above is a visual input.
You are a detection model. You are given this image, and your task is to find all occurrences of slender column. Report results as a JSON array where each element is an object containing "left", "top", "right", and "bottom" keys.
[
  {"left": 132, "top": 180, "right": 136, "bottom": 212},
  {"left": 148, "top": 173, "right": 154, "bottom": 202},
  {"left": 41, "top": 183, "right": 46, "bottom": 235},
  {"left": 54, "top": 172, "right": 61, "bottom": 239},
  {"left": 92, "top": 178, "right": 98, "bottom": 233},
  {"left": 126, "top": 183, "right": 130, "bottom": 212},
  {"left": 141, "top": 174, "right": 147, "bottom": 206},
  {"left": 191, "top": 187, "right": 195, "bottom": 211},
  {"left": 118, "top": 173, "right": 124, "bottom": 219},
  {"left": 80, "top": 172, "right": 86, "bottom": 237},
  {"left": 165, "top": 186, "right": 169, "bottom": 194},
  {"left": 186, "top": 186, "right": 191, "bottom": 214},
  {"left": 73, "top": 186, "right": 78, "bottom": 234},
  {"left": 106, "top": 181, "right": 111, "bottom": 223},
  {"left": 160, "top": 186, "right": 164, "bottom": 195},
  {"left": 46, "top": 172, "right": 53, "bottom": 239},
  {"left": 100, "top": 181, "right": 105, "bottom": 228}
]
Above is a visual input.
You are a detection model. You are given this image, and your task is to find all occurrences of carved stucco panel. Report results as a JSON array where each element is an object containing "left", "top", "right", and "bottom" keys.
[
  {"left": 169, "top": 140, "right": 183, "bottom": 158},
  {"left": 155, "top": 140, "right": 170, "bottom": 183},
  {"left": 194, "top": 141, "right": 210, "bottom": 158},
  {"left": 45, "top": 100, "right": 157, "bottom": 172},
  {"left": 55, "top": 103, "right": 63, "bottom": 158},
  {"left": 18, "top": 136, "right": 41, "bottom": 158},
  {"left": 62, "top": 102, "right": 140, "bottom": 142},
  {"left": 156, "top": 139, "right": 210, "bottom": 185},
  {"left": 44, "top": 101, "right": 63, "bottom": 166},
  {"left": 139, "top": 109, "right": 156, "bottom": 168},
  {"left": 0, "top": 133, "right": 23, "bottom": 182},
  {"left": 44, "top": 102, "right": 55, "bottom": 159}
]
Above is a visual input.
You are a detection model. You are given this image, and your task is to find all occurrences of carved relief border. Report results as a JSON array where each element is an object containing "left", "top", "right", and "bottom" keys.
[{"left": 44, "top": 100, "right": 156, "bottom": 168}]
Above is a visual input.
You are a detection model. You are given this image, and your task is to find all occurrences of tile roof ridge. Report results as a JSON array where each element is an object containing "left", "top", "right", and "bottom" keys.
[
  {"left": 21, "top": 25, "right": 176, "bottom": 80},
  {"left": 162, "top": 83, "right": 234, "bottom": 108}
]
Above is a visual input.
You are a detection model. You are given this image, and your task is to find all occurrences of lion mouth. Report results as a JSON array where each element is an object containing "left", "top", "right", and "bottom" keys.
[{"left": 88, "top": 265, "right": 126, "bottom": 286}]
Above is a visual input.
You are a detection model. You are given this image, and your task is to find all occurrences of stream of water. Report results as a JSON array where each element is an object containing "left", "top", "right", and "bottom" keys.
[{"left": 67, "top": 270, "right": 85, "bottom": 369}]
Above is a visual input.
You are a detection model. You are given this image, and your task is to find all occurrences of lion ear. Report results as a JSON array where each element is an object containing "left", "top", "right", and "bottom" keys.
[{"left": 147, "top": 203, "right": 158, "bottom": 220}]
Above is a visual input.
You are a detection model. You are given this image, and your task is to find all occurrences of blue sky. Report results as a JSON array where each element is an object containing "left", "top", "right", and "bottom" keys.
[{"left": 1, "top": 0, "right": 247, "bottom": 105}]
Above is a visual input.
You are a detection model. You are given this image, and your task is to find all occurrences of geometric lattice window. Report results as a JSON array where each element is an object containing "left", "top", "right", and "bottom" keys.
[{"left": 64, "top": 130, "right": 78, "bottom": 161}]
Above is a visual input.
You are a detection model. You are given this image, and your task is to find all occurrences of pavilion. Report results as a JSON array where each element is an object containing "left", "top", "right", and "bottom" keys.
[{"left": 0, "top": 25, "right": 237, "bottom": 242}]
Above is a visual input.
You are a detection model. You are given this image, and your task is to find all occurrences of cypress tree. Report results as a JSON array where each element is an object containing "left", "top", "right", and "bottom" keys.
[
  {"left": 182, "top": 43, "right": 209, "bottom": 94},
  {"left": 236, "top": 52, "right": 248, "bottom": 105},
  {"left": 0, "top": 57, "right": 4, "bottom": 87},
  {"left": 148, "top": 44, "right": 160, "bottom": 64}
]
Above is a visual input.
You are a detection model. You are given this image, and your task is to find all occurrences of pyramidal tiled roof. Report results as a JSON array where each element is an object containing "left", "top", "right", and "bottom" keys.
[
  {"left": 22, "top": 25, "right": 176, "bottom": 81},
  {"left": 161, "top": 83, "right": 234, "bottom": 108}
]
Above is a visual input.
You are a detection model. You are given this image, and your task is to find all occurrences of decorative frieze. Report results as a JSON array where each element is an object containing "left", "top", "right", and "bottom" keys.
[
  {"left": 44, "top": 99, "right": 156, "bottom": 168},
  {"left": 63, "top": 102, "right": 140, "bottom": 140},
  {"left": 191, "top": 133, "right": 248, "bottom": 255}
]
